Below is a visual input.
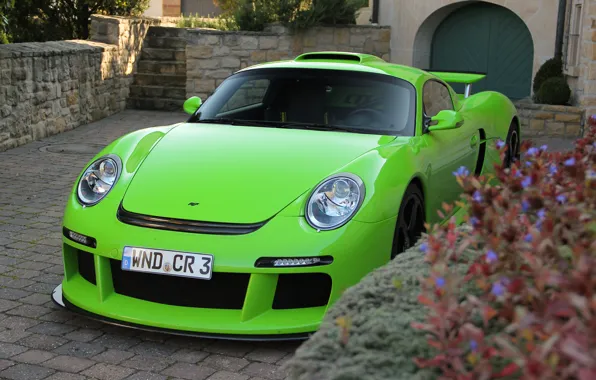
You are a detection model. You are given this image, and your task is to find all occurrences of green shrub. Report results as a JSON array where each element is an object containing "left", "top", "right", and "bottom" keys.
[
  {"left": 280, "top": 0, "right": 364, "bottom": 30},
  {"left": 532, "top": 56, "right": 563, "bottom": 94},
  {"left": 6, "top": 0, "right": 150, "bottom": 43},
  {"left": 536, "top": 76, "right": 571, "bottom": 105},
  {"left": 176, "top": 13, "right": 237, "bottom": 30},
  {"left": 222, "top": 0, "right": 364, "bottom": 32},
  {"left": 0, "top": 0, "right": 13, "bottom": 44},
  {"left": 233, "top": 0, "right": 279, "bottom": 31},
  {"left": 414, "top": 125, "right": 596, "bottom": 378}
]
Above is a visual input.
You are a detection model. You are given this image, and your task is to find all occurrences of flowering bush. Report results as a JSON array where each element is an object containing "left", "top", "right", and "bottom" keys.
[{"left": 413, "top": 120, "right": 596, "bottom": 379}]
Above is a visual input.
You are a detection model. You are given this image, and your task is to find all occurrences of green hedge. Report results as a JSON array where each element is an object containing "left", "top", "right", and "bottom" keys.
[{"left": 284, "top": 229, "right": 477, "bottom": 380}]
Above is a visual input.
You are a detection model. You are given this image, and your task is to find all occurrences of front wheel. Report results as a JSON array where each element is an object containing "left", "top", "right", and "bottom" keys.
[
  {"left": 391, "top": 184, "right": 425, "bottom": 259},
  {"left": 504, "top": 121, "right": 521, "bottom": 168}
]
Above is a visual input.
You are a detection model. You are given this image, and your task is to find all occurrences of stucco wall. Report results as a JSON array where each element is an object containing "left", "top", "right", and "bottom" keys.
[
  {"left": 565, "top": 0, "right": 596, "bottom": 116},
  {"left": 145, "top": 0, "right": 163, "bottom": 17},
  {"left": 378, "top": 0, "right": 559, "bottom": 91}
]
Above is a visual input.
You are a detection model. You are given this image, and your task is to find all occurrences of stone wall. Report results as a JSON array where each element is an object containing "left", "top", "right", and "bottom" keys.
[
  {"left": 516, "top": 102, "right": 585, "bottom": 138},
  {"left": 185, "top": 24, "right": 391, "bottom": 101},
  {"left": 0, "top": 16, "right": 157, "bottom": 152}
]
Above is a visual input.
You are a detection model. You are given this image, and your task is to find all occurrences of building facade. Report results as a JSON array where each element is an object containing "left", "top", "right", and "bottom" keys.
[{"left": 373, "top": 0, "right": 596, "bottom": 114}]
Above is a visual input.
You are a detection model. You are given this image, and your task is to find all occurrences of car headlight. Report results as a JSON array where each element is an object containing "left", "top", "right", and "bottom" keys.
[
  {"left": 305, "top": 173, "right": 365, "bottom": 230},
  {"left": 77, "top": 155, "right": 122, "bottom": 206}
]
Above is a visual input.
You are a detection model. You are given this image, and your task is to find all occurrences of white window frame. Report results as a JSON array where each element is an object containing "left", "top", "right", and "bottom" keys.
[{"left": 565, "top": 0, "right": 584, "bottom": 76}]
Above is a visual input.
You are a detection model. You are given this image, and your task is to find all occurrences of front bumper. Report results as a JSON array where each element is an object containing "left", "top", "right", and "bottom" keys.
[{"left": 55, "top": 210, "right": 396, "bottom": 339}]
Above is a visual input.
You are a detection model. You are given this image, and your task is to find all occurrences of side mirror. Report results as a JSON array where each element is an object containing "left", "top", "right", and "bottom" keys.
[
  {"left": 428, "top": 110, "right": 464, "bottom": 132},
  {"left": 183, "top": 96, "right": 202, "bottom": 115}
]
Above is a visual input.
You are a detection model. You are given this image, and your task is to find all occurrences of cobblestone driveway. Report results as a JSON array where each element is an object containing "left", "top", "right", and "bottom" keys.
[{"left": 0, "top": 110, "right": 301, "bottom": 380}]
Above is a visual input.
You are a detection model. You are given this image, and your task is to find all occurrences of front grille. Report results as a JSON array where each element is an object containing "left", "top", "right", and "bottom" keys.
[
  {"left": 110, "top": 260, "right": 250, "bottom": 309},
  {"left": 273, "top": 273, "right": 332, "bottom": 309},
  {"left": 116, "top": 203, "right": 267, "bottom": 235},
  {"left": 78, "top": 250, "right": 96, "bottom": 285}
]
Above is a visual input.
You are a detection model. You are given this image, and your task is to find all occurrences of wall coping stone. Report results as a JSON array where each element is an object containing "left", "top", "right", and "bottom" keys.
[
  {"left": 90, "top": 14, "right": 161, "bottom": 25},
  {"left": 0, "top": 40, "right": 115, "bottom": 58},
  {"left": 516, "top": 102, "right": 585, "bottom": 113},
  {"left": 186, "top": 28, "right": 279, "bottom": 37}
]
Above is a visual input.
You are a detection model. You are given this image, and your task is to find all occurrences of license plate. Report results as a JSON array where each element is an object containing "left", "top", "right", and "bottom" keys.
[{"left": 121, "top": 246, "right": 213, "bottom": 280}]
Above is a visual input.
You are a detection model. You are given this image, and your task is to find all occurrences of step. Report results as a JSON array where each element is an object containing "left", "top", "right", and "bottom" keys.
[
  {"left": 127, "top": 97, "right": 185, "bottom": 112},
  {"left": 132, "top": 73, "right": 187, "bottom": 87},
  {"left": 140, "top": 48, "right": 186, "bottom": 62},
  {"left": 129, "top": 85, "right": 187, "bottom": 99},
  {"left": 137, "top": 60, "right": 186, "bottom": 75},
  {"left": 146, "top": 26, "right": 188, "bottom": 38},
  {"left": 144, "top": 36, "right": 188, "bottom": 49}
]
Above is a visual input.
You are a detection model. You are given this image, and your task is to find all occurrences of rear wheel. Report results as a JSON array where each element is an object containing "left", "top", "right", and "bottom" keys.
[
  {"left": 391, "top": 184, "right": 425, "bottom": 259},
  {"left": 504, "top": 121, "right": 521, "bottom": 167}
]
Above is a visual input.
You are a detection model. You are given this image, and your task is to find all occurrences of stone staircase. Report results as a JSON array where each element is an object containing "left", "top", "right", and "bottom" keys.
[{"left": 127, "top": 27, "right": 188, "bottom": 111}]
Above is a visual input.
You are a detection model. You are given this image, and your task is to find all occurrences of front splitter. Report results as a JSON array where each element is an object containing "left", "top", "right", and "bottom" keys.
[{"left": 51, "top": 284, "right": 313, "bottom": 342}]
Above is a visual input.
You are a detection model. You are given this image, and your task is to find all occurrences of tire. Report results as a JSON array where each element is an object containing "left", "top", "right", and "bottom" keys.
[
  {"left": 504, "top": 121, "right": 521, "bottom": 168},
  {"left": 391, "top": 184, "right": 425, "bottom": 259}
]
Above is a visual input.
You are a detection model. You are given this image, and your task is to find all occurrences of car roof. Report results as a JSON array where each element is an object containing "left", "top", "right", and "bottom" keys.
[{"left": 237, "top": 51, "right": 431, "bottom": 85}]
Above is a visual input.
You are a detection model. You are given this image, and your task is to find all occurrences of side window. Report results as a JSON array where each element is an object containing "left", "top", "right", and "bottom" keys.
[
  {"left": 220, "top": 79, "right": 270, "bottom": 113},
  {"left": 422, "top": 80, "right": 454, "bottom": 118}
]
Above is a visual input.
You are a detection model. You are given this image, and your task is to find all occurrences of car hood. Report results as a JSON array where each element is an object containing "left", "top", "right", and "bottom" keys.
[{"left": 121, "top": 123, "right": 394, "bottom": 223}]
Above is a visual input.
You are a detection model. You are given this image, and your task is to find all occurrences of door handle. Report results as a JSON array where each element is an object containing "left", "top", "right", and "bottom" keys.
[{"left": 470, "top": 135, "right": 479, "bottom": 148}]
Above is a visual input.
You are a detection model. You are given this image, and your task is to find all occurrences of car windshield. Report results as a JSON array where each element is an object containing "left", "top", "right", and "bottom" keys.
[{"left": 191, "top": 68, "right": 416, "bottom": 136}]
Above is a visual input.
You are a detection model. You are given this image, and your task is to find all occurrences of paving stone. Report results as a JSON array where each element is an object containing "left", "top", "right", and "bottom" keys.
[
  {"left": 92, "top": 349, "right": 135, "bottom": 364},
  {"left": 129, "top": 341, "right": 179, "bottom": 358},
  {"left": 44, "top": 355, "right": 96, "bottom": 372},
  {"left": 0, "top": 329, "right": 31, "bottom": 343},
  {"left": 45, "top": 372, "right": 86, "bottom": 380},
  {"left": 12, "top": 349, "right": 56, "bottom": 364},
  {"left": 20, "top": 293, "right": 50, "bottom": 305},
  {"left": 81, "top": 363, "right": 136, "bottom": 380},
  {"left": 171, "top": 348, "right": 209, "bottom": 364},
  {"left": 6, "top": 304, "right": 51, "bottom": 318},
  {"left": 64, "top": 328, "right": 104, "bottom": 343},
  {"left": 0, "top": 299, "right": 21, "bottom": 313},
  {"left": 53, "top": 341, "right": 107, "bottom": 358},
  {"left": 125, "top": 371, "right": 168, "bottom": 380},
  {"left": 0, "top": 316, "right": 40, "bottom": 330},
  {"left": 121, "top": 354, "right": 174, "bottom": 372},
  {"left": 28, "top": 322, "right": 77, "bottom": 336},
  {"left": 208, "top": 371, "right": 250, "bottom": 380},
  {"left": 93, "top": 334, "right": 141, "bottom": 350},
  {"left": 203, "top": 342, "right": 255, "bottom": 358},
  {"left": 18, "top": 333, "right": 68, "bottom": 351},
  {"left": 0, "top": 110, "right": 301, "bottom": 380},
  {"left": 202, "top": 354, "right": 250, "bottom": 372},
  {"left": 0, "top": 343, "right": 28, "bottom": 359},
  {"left": 240, "top": 363, "right": 287, "bottom": 380},
  {"left": 244, "top": 348, "right": 286, "bottom": 364},
  {"left": 161, "top": 362, "right": 217, "bottom": 380},
  {"left": 0, "top": 359, "right": 14, "bottom": 370},
  {"left": 0, "top": 363, "right": 55, "bottom": 380}
]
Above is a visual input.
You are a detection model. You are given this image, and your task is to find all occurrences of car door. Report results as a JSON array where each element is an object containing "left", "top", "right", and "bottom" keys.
[{"left": 419, "top": 79, "right": 479, "bottom": 219}]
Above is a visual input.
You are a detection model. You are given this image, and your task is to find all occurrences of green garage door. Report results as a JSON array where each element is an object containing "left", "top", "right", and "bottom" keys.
[{"left": 430, "top": 2, "right": 534, "bottom": 100}]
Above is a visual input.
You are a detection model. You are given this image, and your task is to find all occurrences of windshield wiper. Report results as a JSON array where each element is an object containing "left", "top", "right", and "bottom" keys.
[
  {"left": 279, "top": 123, "right": 354, "bottom": 132},
  {"left": 194, "top": 118, "right": 288, "bottom": 128},
  {"left": 194, "top": 118, "right": 241, "bottom": 125}
]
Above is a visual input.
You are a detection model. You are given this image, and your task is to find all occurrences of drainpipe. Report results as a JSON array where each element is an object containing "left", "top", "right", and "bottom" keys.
[
  {"left": 555, "top": 0, "right": 567, "bottom": 58},
  {"left": 371, "top": 0, "right": 379, "bottom": 24}
]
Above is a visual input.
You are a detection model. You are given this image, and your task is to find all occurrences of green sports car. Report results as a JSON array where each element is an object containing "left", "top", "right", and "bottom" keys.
[{"left": 52, "top": 52, "right": 521, "bottom": 340}]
